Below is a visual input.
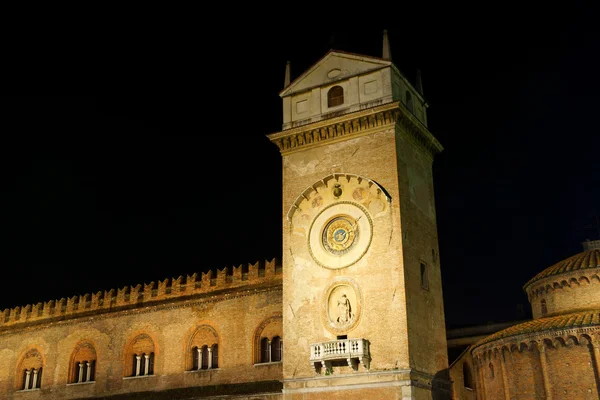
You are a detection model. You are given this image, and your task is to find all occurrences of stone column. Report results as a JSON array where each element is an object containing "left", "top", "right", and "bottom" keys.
[
  {"left": 268, "top": 340, "right": 272, "bottom": 363},
  {"left": 499, "top": 350, "right": 510, "bottom": 399},
  {"left": 144, "top": 354, "right": 150, "bottom": 375},
  {"left": 197, "top": 347, "right": 202, "bottom": 370},
  {"left": 591, "top": 342, "right": 600, "bottom": 391},
  {"left": 78, "top": 362, "right": 84, "bottom": 383},
  {"left": 86, "top": 361, "right": 92, "bottom": 381},
  {"left": 135, "top": 355, "right": 141, "bottom": 376},
  {"left": 207, "top": 347, "right": 213, "bottom": 369},
  {"left": 539, "top": 344, "right": 552, "bottom": 400},
  {"left": 31, "top": 368, "right": 38, "bottom": 389},
  {"left": 593, "top": 343, "right": 600, "bottom": 374},
  {"left": 476, "top": 356, "right": 486, "bottom": 400},
  {"left": 24, "top": 369, "right": 31, "bottom": 390}
]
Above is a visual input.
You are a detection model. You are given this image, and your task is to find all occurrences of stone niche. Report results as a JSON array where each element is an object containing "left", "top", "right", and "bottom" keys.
[{"left": 321, "top": 277, "right": 362, "bottom": 335}]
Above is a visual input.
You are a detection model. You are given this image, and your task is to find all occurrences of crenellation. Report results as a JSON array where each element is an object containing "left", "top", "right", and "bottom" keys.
[
  {"left": 117, "top": 286, "right": 130, "bottom": 304},
  {"left": 43, "top": 299, "right": 55, "bottom": 317},
  {"left": 233, "top": 264, "right": 243, "bottom": 281},
  {"left": 91, "top": 291, "right": 102, "bottom": 309},
  {"left": 217, "top": 267, "right": 228, "bottom": 284},
  {"left": 82, "top": 293, "right": 91, "bottom": 309},
  {"left": 172, "top": 276, "right": 183, "bottom": 291},
  {"left": 59, "top": 297, "right": 67, "bottom": 313},
  {"left": 64, "top": 296, "right": 79, "bottom": 314},
  {"left": 23, "top": 304, "right": 32, "bottom": 320},
  {"left": 67, "top": 295, "right": 78, "bottom": 313},
  {"left": 187, "top": 273, "right": 199, "bottom": 291},
  {"left": 144, "top": 281, "right": 157, "bottom": 299},
  {"left": 248, "top": 261, "right": 260, "bottom": 280},
  {"left": 0, "top": 258, "right": 281, "bottom": 330},
  {"left": 265, "top": 258, "right": 276, "bottom": 276},
  {"left": 158, "top": 279, "right": 168, "bottom": 297},
  {"left": 12, "top": 306, "right": 20, "bottom": 322},
  {"left": 105, "top": 289, "right": 116, "bottom": 308},
  {"left": 131, "top": 284, "right": 143, "bottom": 303},
  {"left": 202, "top": 269, "right": 213, "bottom": 288},
  {"left": 33, "top": 302, "right": 43, "bottom": 318}
]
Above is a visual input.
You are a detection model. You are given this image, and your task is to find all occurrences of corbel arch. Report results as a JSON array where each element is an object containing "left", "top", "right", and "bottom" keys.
[{"left": 287, "top": 173, "right": 391, "bottom": 222}]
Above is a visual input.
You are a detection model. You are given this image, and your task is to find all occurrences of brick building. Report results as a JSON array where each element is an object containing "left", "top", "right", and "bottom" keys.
[
  {"left": 449, "top": 239, "right": 600, "bottom": 399},
  {"left": 1, "top": 31, "right": 598, "bottom": 400}
]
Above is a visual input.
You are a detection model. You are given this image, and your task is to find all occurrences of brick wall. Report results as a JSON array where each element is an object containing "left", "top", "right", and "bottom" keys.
[{"left": 0, "top": 267, "right": 283, "bottom": 399}]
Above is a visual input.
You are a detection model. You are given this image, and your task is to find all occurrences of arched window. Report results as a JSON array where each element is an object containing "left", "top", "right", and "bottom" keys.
[
  {"left": 420, "top": 262, "right": 429, "bottom": 290},
  {"left": 16, "top": 349, "right": 44, "bottom": 391},
  {"left": 211, "top": 344, "right": 219, "bottom": 368},
  {"left": 489, "top": 362, "right": 495, "bottom": 379},
  {"left": 131, "top": 352, "right": 154, "bottom": 376},
  {"left": 541, "top": 299, "right": 548, "bottom": 316},
  {"left": 69, "top": 342, "right": 97, "bottom": 383},
  {"left": 125, "top": 334, "right": 156, "bottom": 377},
  {"left": 260, "top": 337, "right": 270, "bottom": 363},
  {"left": 201, "top": 345, "right": 209, "bottom": 369},
  {"left": 462, "top": 362, "right": 473, "bottom": 389},
  {"left": 271, "top": 336, "right": 282, "bottom": 362},
  {"left": 327, "top": 85, "right": 344, "bottom": 107},
  {"left": 405, "top": 90, "right": 414, "bottom": 113},
  {"left": 187, "top": 325, "right": 219, "bottom": 371},
  {"left": 192, "top": 346, "right": 200, "bottom": 370},
  {"left": 254, "top": 315, "right": 283, "bottom": 364}
]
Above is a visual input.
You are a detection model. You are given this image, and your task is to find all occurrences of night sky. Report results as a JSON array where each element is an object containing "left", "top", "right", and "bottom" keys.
[{"left": 2, "top": 7, "right": 599, "bottom": 329}]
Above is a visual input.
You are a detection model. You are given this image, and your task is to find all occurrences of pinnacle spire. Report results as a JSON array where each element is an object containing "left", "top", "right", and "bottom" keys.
[
  {"left": 416, "top": 68, "right": 424, "bottom": 96},
  {"left": 284, "top": 61, "right": 291, "bottom": 88},
  {"left": 382, "top": 29, "right": 391, "bottom": 61}
]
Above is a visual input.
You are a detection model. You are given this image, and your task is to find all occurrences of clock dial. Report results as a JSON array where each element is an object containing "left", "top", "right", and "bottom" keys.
[{"left": 308, "top": 201, "right": 372, "bottom": 269}]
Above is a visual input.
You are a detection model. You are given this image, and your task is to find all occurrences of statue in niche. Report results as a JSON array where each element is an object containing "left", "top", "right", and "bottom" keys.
[{"left": 336, "top": 294, "right": 352, "bottom": 324}]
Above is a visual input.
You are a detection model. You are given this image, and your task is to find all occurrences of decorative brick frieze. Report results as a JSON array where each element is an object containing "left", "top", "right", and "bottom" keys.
[{"left": 268, "top": 101, "right": 442, "bottom": 158}]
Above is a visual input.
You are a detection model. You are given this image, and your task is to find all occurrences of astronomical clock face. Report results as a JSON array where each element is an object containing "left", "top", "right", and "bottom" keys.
[
  {"left": 308, "top": 201, "right": 373, "bottom": 270},
  {"left": 322, "top": 215, "right": 357, "bottom": 255}
]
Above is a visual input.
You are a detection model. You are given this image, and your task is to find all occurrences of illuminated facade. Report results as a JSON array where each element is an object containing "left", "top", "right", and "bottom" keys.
[
  {"left": 450, "top": 239, "right": 600, "bottom": 399},
  {"left": 6, "top": 31, "right": 595, "bottom": 400}
]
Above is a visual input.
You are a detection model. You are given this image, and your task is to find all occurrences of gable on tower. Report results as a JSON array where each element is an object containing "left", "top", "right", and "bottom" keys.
[
  {"left": 280, "top": 47, "right": 429, "bottom": 130},
  {"left": 280, "top": 50, "right": 391, "bottom": 97}
]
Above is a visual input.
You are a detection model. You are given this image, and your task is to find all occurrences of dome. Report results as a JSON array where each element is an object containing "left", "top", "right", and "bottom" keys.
[
  {"left": 473, "top": 310, "right": 600, "bottom": 348},
  {"left": 523, "top": 249, "right": 600, "bottom": 291}
]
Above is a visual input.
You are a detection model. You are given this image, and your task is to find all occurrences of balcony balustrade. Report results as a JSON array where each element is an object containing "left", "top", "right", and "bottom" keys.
[{"left": 309, "top": 338, "right": 370, "bottom": 373}]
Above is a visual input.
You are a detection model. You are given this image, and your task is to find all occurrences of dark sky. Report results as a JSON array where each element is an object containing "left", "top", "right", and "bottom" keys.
[{"left": 2, "top": 7, "right": 599, "bottom": 329}]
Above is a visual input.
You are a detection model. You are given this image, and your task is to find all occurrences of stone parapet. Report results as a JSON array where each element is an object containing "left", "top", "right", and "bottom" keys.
[
  {"left": 267, "top": 101, "right": 442, "bottom": 158},
  {"left": 0, "top": 258, "right": 281, "bottom": 330}
]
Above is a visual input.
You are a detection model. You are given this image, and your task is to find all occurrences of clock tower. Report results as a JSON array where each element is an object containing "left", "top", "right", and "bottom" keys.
[{"left": 267, "top": 31, "right": 450, "bottom": 399}]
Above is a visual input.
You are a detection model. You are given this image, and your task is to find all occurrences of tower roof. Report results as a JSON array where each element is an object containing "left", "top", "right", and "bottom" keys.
[{"left": 523, "top": 249, "right": 600, "bottom": 290}]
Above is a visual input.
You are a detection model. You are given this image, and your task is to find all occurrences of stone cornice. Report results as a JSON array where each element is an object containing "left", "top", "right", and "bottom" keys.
[
  {"left": 523, "top": 249, "right": 600, "bottom": 291},
  {"left": 471, "top": 312, "right": 600, "bottom": 356},
  {"left": 525, "top": 269, "right": 600, "bottom": 301},
  {"left": 473, "top": 326, "right": 600, "bottom": 357},
  {"left": 267, "top": 101, "right": 443, "bottom": 158}
]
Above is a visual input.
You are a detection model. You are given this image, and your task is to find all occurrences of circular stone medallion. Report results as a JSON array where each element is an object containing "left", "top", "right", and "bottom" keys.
[{"left": 308, "top": 202, "right": 372, "bottom": 269}]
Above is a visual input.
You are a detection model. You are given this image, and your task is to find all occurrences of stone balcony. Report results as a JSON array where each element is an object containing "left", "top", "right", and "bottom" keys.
[{"left": 309, "top": 338, "right": 370, "bottom": 373}]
